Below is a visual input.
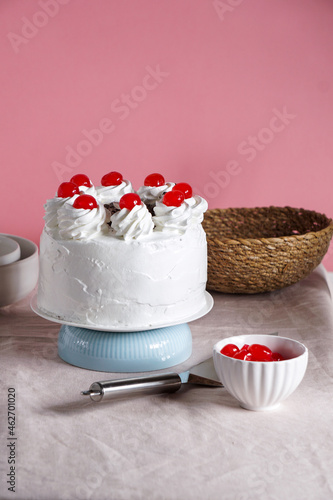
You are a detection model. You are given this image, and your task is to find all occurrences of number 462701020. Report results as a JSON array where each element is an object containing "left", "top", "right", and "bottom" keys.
[{"left": 7, "top": 388, "right": 16, "bottom": 436}]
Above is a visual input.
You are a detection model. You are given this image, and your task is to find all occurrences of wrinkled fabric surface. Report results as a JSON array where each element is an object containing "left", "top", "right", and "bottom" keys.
[{"left": 0, "top": 265, "right": 333, "bottom": 500}]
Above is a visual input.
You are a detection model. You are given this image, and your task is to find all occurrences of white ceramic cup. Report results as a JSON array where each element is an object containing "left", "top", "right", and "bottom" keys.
[{"left": 0, "top": 236, "right": 21, "bottom": 266}]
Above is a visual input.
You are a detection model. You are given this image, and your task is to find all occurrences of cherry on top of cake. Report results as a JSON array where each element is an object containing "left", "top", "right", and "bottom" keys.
[
  {"left": 162, "top": 190, "right": 185, "bottom": 207},
  {"left": 70, "top": 173, "right": 92, "bottom": 188},
  {"left": 119, "top": 193, "right": 142, "bottom": 210},
  {"left": 144, "top": 173, "right": 165, "bottom": 187},
  {"left": 72, "top": 194, "right": 98, "bottom": 210},
  {"left": 101, "top": 171, "right": 123, "bottom": 187},
  {"left": 137, "top": 173, "right": 175, "bottom": 206},
  {"left": 57, "top": 181, "right": 80, "bottom": 198},
  {"left": 172, "top": 183, "right": 192, "bottom": 199}
]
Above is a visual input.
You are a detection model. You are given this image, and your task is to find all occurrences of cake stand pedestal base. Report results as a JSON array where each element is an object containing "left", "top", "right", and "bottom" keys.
[{"left": 58, "top": 323, "right": 192, "bottom": 372}]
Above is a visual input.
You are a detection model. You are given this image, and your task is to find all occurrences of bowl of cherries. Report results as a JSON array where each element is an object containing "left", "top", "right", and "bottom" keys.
[{"left": 213, "top": 334, "right": 308, "bottom": 411}]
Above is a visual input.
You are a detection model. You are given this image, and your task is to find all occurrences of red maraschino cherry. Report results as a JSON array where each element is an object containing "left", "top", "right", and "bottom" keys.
[
  {"left": 233, "top": 350, "right": 253, "bottom": 361},
  {"left": 271, "top": 352, "right": 285, "bottom": 362},
  {"left": 162, "top": 190, "right": 185, "bottom": 207},
  {"left": 144, "top": 173, "right": 165, "bottom": 187},
  {"left": 119, "top": 193, "right": 142, "bottom": 210},
  {"left": 70, "top": 173, "right": 92, "bottom": 188},
  {"left": 57, "top": 182, "right": 80, "bottom": 198},
  {"left": 248, "top": 344, "right": 272, "bottom": 362},
  {"left": 73, "top": 194, "right": 98, "bottom": 210},
  {"left": 220, "top": 344, "right": 239, "bottom": 357},
  {"left": 101, "top": 171, "right": 123, "bottom": 186},
  {"left": 172, "top": 183, "right": 192, "bottom": 199}
]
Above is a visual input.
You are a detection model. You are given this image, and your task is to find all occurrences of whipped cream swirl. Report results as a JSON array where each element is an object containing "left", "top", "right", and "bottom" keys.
[
  {"left": 44, "top": 197, "right": 66, "bottom": 229},
  {"left": 137, "top": 182, "right": 175, "bottom": 204},
  {"left": 153, "top": 201, "right": 192, "bottom": 234},
  {"left": 186, "top": 195, "right": 208, "bottom": 224},
  {"left": 43, "top": 194, "right": 79, "bottom": 230},
  {"left": 95, "top": 180, "right": 133, "bottom": 205},
  {"left": 111, "top": 203, "right": 154, "bottom": 240},
  {"left": 58, "top": 199, "right": 107, "bottom": 240}
]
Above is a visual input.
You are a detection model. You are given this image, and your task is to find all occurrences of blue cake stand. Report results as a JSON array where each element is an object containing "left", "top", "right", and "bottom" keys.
[
  {"left": 58, "top": 323, "right": 192, "bottom": 372},
  {"left": 31, "top": 292, "right": 213, "bottom": 372}
]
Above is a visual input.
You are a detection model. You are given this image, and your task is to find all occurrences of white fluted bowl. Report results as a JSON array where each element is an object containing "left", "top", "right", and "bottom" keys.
[{"left": 213, "top": 334, "right": 308, "bottom": 411}]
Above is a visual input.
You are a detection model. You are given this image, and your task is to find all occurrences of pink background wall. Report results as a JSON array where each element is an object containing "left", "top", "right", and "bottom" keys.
[{"left": 1, "top": 0, "right": 333, "bottom": 269}]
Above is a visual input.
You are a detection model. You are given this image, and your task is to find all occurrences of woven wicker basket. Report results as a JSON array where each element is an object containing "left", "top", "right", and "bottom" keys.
[{"left": 202, "top": 206, "right": 333, "bottom": 294}]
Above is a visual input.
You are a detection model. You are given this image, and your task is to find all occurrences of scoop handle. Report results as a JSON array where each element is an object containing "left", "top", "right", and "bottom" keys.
[{"left": 82, "top": 373, "right": 182, "bottom": 402}]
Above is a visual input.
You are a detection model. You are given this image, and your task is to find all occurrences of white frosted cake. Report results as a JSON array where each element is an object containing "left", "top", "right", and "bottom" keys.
[{"left": 37, "top": 172, "right": 208, "bottom": 329}]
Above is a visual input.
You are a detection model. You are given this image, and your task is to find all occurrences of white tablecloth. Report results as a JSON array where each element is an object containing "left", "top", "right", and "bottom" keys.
[{"left": 1, "top": 265, "right": 333, "bottom": 500}]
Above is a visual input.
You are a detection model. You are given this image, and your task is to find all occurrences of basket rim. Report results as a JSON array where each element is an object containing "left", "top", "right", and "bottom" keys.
[{"left": 203, "top": 206, "right": 333, "bottom": 244}]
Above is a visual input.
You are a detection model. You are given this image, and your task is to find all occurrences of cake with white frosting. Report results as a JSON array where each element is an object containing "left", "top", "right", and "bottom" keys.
[{"left": 37, "top": 172, "right": 208, "bottom": 328}]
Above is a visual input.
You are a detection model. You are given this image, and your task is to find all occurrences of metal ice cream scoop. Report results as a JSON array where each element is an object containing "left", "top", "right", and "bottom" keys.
[{"left": 80, "top": 357, "right": 222, "bottom": 402}]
